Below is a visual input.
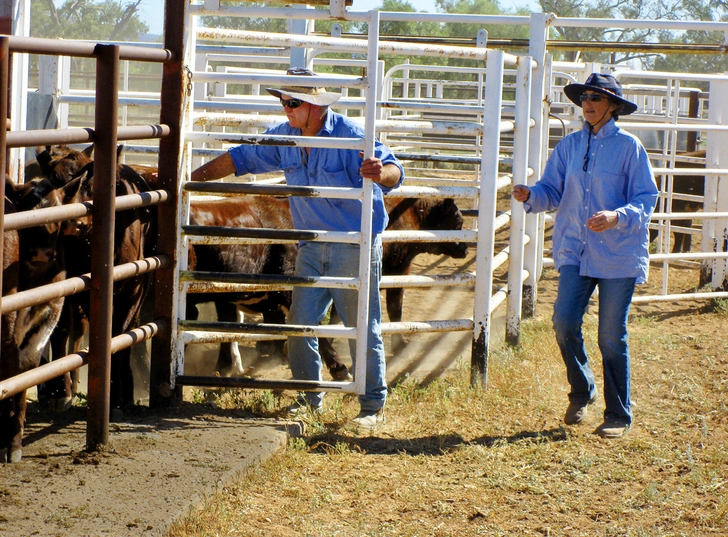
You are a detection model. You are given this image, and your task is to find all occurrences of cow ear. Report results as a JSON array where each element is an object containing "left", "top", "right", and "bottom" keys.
[
  {"left": 83, "top": 144, "right": 94, "bottom": 158},
  {"left": 61, "top": 174, "right": 83, "bottom": 202},
  {"left": 116, "top": 144, "right": 125, "bottom": 161},
  {"left": 36, "top": 147, "right": 53, "bottom": 173}
]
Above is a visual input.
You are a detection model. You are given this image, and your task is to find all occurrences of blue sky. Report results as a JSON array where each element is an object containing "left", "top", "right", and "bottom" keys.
[{"left": 140, "top": 0, "right": 540, "bottom": 35}]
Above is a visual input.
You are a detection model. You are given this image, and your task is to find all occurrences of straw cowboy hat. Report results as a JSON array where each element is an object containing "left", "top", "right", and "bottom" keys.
[
  {"left": 564, "top": 73, "right": 638, "bottom": 116},
  {"left": 266, "top": 67, "right": 341, "bottom": 107}
]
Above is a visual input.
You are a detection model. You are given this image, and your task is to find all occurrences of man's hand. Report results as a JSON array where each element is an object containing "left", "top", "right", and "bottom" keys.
[
  {"left": 359, "top": 154, "right": 401, "bottom": 188},
  {"left": 512, "top": 184, "right": 530, "bottom": 202},
  {"left": 587, "top": 210, "right": 619, "bottom": 232}
]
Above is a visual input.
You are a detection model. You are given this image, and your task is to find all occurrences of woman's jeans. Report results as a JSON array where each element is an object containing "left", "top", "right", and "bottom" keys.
[
  {"left": 287, "top": 237, "right": 387, "bottom": 412},
  {"left": 552, "top": 265, "right": 636, "bottom": 425}
]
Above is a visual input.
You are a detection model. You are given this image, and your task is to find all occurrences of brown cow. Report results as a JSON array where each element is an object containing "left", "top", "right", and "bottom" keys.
[
  {"left": 1, "top": 198, "right": 21, "bottom": 463},
  {"left": 1, "top": 185, "right": 66, "bottom": 462}
]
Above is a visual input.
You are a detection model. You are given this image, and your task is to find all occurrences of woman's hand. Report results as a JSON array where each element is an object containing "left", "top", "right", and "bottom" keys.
[{"left": 587, "top": 210, "right": 619, "bottom": 232}]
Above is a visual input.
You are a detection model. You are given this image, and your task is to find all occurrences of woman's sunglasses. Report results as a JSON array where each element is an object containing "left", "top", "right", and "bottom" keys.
[
  {"left": 280, "top": 98, "right": 303, "bottom": 109},
  {"left": 579, "top": 93, "right": 606, "bottom": 103}
]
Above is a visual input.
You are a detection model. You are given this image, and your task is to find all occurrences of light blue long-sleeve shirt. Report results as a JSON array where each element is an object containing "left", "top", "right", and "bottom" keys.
[
  {"left": 524, "top": 119, "right": 658, "bottom": 283},
  {"left": 228, "top": 109, "right": 404, "bottom": 235}
]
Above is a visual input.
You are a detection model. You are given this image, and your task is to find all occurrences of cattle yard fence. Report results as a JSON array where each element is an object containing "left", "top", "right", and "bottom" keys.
[
  {"left": 0, "top": 0, "right": 188, "bottom": 450},
  {"left": 3, "top": 0, "right": 728, "bottom": 452}
]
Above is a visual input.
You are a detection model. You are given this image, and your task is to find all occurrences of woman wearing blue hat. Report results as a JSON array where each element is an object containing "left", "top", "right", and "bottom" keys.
[{"left": 513, "top": 73, "right": 658, "bottom": 438}]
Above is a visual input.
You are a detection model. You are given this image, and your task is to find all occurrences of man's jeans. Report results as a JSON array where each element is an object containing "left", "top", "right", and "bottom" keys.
[
  {"left": 552, "top": 265, "right": 636, "bottom": 425},
  {"left": 287, "top": 237, "right": 387, "bottom": 412}
]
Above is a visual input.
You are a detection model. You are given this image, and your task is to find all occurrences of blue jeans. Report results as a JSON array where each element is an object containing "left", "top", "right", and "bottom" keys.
[
  {"left": 287, "top": 237, "right": 387, "bottom": 412},
  {"left": 552, "top": 265, "right": 636, "bottom": 425}
]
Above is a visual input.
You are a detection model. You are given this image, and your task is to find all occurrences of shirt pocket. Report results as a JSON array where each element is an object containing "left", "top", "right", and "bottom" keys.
[
  {"left": 594, "top": 170, "right": 628, "bottom": 205},
  {"left": 280, "top": 150, "right": 303, "bottom": 173},
  {"left": 320, "top": 164, "right": 355, "bottom": 187}
]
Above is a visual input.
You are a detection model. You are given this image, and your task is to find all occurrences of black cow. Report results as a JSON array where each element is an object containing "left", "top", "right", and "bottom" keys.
[
  {"left": 56, "top": 161, "right": 156, "bottom": 418},
  {"left": 651, "top": 150, "right": 705, "bottom": 253},
  {"left": 186, "top": 195, "right": 468, "bottom": 377}
]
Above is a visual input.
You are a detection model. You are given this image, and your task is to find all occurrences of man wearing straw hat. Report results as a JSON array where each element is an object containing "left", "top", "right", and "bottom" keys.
[
  {"left": 191, "top": 67, "right": 404, "bottom": 430},
  {"left": 512, "top": 73, "right": 657, "bottom": 438}
]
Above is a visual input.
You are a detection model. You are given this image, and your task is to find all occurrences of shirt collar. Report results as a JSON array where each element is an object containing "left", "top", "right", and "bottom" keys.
[
  {"left": 583, "top": 117, "right": 618, "bottom": 138},
  {"left": 320, "top": 108, "right": 335, "bottom": 135}
]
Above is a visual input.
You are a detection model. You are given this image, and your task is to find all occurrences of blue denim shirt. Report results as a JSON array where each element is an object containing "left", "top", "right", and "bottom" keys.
[
  {"left": 525, "top": 119, "right": 658, "bottom": 283},
  {"left": 228, "top": 109, "right": 404, "bottom": 234}
]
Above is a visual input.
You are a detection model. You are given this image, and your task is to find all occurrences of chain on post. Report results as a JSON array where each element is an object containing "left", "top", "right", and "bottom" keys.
[{"left": 184, "top": 65, "right": 193, "bottom": 97}]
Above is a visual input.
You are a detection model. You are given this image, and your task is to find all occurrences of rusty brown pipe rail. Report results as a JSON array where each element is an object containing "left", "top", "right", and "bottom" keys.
[
  {"left": 3, "top": 189, "right": 169, "bottom": 231},
  {"left": 4, "top": 124, "right": 171, "bottom": 148},
  {"left": 3, "top": 35, "right": 174, "bottom": 62},
  {"left": 0, "top": 319, "right": 167, "bottom": 402},
  {"left": 1, "top": 255, "right": 170, "bottom": 314}
]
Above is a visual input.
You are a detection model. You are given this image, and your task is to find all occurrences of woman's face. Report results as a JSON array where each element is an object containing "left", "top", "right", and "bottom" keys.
[{"left": 581, "top": 90, "right": 618, "bottom": 130}]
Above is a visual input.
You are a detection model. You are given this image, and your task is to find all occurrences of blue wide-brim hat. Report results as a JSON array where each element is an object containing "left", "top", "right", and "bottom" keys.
[{"left": 564, "top": 73, "right": 638, "bottom": 115}]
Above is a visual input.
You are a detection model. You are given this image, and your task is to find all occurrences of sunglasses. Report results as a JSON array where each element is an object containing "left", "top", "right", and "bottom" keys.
[
  {"left": 280, "top": 98, "right": 303, "bottom": 109},
  {"left": 579, "top": 93, "right": 606, "bottom": 103}
]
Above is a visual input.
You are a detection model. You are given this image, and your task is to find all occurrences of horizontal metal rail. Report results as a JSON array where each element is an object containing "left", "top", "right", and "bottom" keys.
[
  {"left": 0, "top": 320, "right": 165, "bottom": 401},
  {"left": 184, "top": 130, "right": 365, "bottom": 149},
  {"left": 632, "top": 291, "right": 728, "bottom": 303},
  {"left": 6, "top": 35, "right": 173, "bottom": 62},
  {"left": 2, "top": 255, "right": 169, "bottom": 314},
  {"left": 185, "top": 230, "right": 360, "bottom": 245},
  {"left": 195, "top": 28, "right": 525, "bottom": 66},
  {"left": 182, "top": 272, "right": 476, "bottom": 294},
  {"left": 180, "top": 318, "right": 475, "bottom": 347},
  {"left": 5, "top": 125, "right": 171, "bottom": 148},
  {"left": 4, "top": 190, "right": 168, "bottom": 231},
  {"left": 179, "top": 319, "right": 357, "bottom": 339},
  {"left": 175, "top": 375, "right": 353, "bottom": 392},
  {"left": 181, "top": 271, "right": 359, "bottom": 290},
  {"left": 191, "top": 70, "right": 367, "bottom": 88},
  {"left": 184, "top": 181, "right": 363, "bottom": 199}
]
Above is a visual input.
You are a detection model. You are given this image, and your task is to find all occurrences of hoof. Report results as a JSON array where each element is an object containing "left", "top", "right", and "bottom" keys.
[
  {"left": 110, "top": 407, "right": 124, "bottom": 423},
  {"left": 49, "top": 395, "right": 76, "bottom": 413},
  {"left": 0, "top": 446, "right": 23, "bottom": 463},
  {"left": 329, "top": 364, "right": 353, "bottom": 382}
]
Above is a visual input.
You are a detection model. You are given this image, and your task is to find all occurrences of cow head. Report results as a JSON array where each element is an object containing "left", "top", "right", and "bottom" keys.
[
  {"left": 27, "top": 144, "right": 93, "bottom": 188},
  {"left": 424, "top": 198, "right": 469, "bottom": 259}
]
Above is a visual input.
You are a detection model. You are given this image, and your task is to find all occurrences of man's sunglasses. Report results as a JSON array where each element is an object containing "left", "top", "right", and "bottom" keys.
[
  {"left": 280, "top": 98, "right": 303, "bottom": 109},
  {"left": 579, "top": 93, "right": 606, "bottom": 103}
]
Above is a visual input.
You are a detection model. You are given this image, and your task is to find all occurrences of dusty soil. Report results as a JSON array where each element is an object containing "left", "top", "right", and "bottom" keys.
[{"left": 1, "top": 235, "right": 723, "bottom": 537}]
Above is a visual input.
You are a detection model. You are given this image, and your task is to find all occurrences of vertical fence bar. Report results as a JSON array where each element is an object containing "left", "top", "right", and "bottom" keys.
[
  {"left": 522, "top": 13, "right": 550, "bottom": 318},
  {"left": 506, "top": 56, "right": 532, "bottom": 346},
  {"left": 352, "top": 9, "right": 380, "bottom": 396},
  {"left": 471, "top": 49, "right": 504, "bottom": 388},
  {"left": 150, "top": 0, "right": 187, "bottom": 408},
  {"left": 86, "top": 44, "right": 119, "bottom": 451}
]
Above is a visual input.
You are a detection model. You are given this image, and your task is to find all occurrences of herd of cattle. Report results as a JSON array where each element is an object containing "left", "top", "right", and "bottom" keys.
[{"left": 0, "top": 144, "right": 469, "bottom": 463}]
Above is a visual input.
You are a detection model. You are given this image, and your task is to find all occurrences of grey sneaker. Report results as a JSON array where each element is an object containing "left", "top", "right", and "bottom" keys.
[
  {"left": 564, "top": 396, "right": 597, "bottom": 425},
  {"left": 350, "top": 409, "right": 385, "bottom": 431},
  {"left": 595, "top": 419, "right": 630, "bottom": 438},
  {"left": 285, "top": 402, "right": 322, "bottom": 418}
]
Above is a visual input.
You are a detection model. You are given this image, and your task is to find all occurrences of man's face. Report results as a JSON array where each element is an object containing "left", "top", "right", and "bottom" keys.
[{"left": 280, "top": 93, "right": 311, "bottom": 129}]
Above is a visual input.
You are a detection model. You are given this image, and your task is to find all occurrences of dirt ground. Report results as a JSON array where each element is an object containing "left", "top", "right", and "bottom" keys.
[{"left": 0, "top": 240, "right": 723, "bottom": 537}]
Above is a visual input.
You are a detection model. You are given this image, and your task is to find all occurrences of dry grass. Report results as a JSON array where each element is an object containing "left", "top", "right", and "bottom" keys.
[{"left": 168, "top": 270, "right": 728, "bottom": 537}]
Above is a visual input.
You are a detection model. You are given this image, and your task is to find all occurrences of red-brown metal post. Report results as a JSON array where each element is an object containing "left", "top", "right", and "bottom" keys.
[
  {"left": 86, "top": 44, "right": 119, "bottom": 451},
  {"left": 150, "top": 0, "right": 186, "bottom": 408},
  {"left": 0, "top": 36, "right": 9, "bottom": 336}
]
